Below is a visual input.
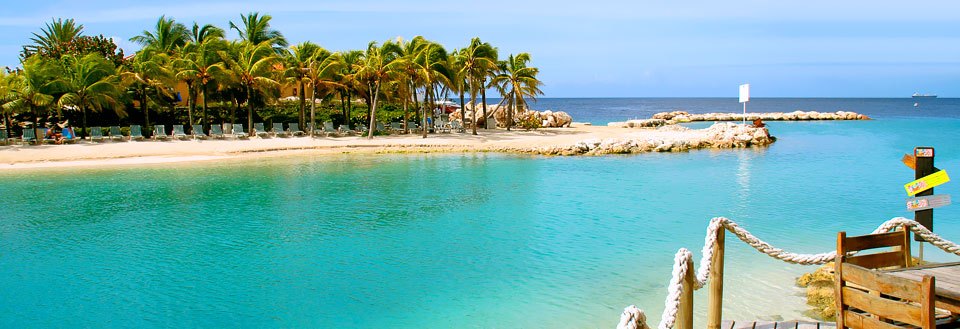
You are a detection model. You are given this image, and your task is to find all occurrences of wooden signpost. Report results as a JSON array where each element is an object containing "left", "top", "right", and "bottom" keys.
[
  {"left": 909, "top": 147, "right": 942, "bottom": 242},
  {"left": 906, "top": 195, "right": 952, "bottom": 211}
]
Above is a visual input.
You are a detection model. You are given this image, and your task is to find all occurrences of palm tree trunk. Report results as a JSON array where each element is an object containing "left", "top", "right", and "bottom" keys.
[
  {"left": 201, "top": 85, "right": 209, "bottom": 133},
  {"left": 367, "top": 82, "right": 379, "bottom": 139},
  {"left": 187, "top": 82, "right": 195, "bottom": 127},
  {"left": 481, "top": 78, "right": 489, "bottom": 129},
  {"left": 470, "top": 84, "right": 478, "bottom": 135},
  {"left": 246, "top": 87, "right": 253, "bottom": 136},
  {"left": 422, "top": 84, "right": 430, "bottom": 139},
  {"left": 299, "top": 79, "right": 306, "bottom": 128},
  {"left": 310, "top": 86, "right": 316, "bottom": 137},
  {"left": 81, "top": 106, "right": 88, "bottom": 140},
  {"left": 4, "top": 112, "right": 11, "bottom": 142},
  {"left": 141, "top": 92, "right": 150, "bottom": 128},
  {"left": 410, "top": 85, "right": 420, "bottom": 134},
  {"left": 402, "top": 97, "right": 408, "bottom": 133}
]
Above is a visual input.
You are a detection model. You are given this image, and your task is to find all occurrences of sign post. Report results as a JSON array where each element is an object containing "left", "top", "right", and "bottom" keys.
[{"left": 739, "top": 84, "right": 750, "bottom": 127}]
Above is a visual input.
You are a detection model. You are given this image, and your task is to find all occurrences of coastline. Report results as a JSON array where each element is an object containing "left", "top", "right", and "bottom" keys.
[{"left": 0, "top": 123, "right": 774, "bottom": 170}]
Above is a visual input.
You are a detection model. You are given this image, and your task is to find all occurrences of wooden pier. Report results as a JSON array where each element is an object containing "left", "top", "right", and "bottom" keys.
[{"left": 719, "top": 320, "right": 835, "bottom": 329}]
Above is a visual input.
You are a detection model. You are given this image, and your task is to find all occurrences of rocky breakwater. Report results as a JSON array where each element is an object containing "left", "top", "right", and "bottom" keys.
[
  {"left": 450, "top": 104, "right": 573, "bottom": 128},
  {"left": 651, "top": 110, "right": 870, "bottom": 124},
  {"left": 522, "top": 122, "right": 775, "bottom": 156}
]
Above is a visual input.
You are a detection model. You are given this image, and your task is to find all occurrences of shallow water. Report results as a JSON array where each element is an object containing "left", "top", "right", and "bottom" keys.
[{"left": 2, "top": 99, "right": 959, "bottom": 327}]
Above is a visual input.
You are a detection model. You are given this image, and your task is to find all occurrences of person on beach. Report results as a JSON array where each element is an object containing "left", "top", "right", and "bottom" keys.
[{"left": 45, "top": 124, "right": 64, "bottom": 144}]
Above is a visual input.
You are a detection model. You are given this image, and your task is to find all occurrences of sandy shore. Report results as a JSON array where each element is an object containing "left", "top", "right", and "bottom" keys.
[{"left": 0, "top": 123, "right": 772, "bottom": 170}]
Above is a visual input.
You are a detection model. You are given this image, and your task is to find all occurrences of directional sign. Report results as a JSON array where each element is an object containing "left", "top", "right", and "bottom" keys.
[
  {"left": 905, "top": 170, "right": 950, "bottom": 196},
  {"left": 915, "top": 147, "right": 934, "bottom": 158},
  {"left": 906, "top": 195, "right": 952, "bottom": 211},
  {"left": 902, "top": 154, "right": 916, "bottom": 170}
]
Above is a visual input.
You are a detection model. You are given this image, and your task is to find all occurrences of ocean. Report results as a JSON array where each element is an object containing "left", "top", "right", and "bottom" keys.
[{"left": 1, "top": 98, "right": 958, "bottom": 328}]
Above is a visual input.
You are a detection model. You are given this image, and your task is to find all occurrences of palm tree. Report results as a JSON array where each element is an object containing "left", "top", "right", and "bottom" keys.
[
  {"left": 23, "top": 18, "right": 84, "bottom": 56},
  {"left": 10, "top": 57, "right": 61, "bottom": 130},
  {"left": 130, "top": 16, "right": 189, "bottom": 54},
  {"left": 0, "top": 71, "right": 19, "bottom": 139},
  {"left": 123, "top": 50, "right": 174, "bottom": 129},
  {"left": 354, "top": 40, "right": 403, "bottom": 139},
  {"left": 220, "top": 41, "right": 279, "bottom": 136},
  {"left": 303, "top": 49, "right": 342, "bottom": 135},
  {"left": 412, "top": 39, "right": 451, "bottom": 138},
  {"left": 176, "top": 22, "right": 226, "bottom": 131},
  {"left": 57, "top": 54, "right": 123, "bottom": 139},
  {"left": 458, "top": 38, "right": 498, "bottom": 135},
  {"left": 335, "top": 50, "right": 363, "bottom": 125},
  {"left": 395, "top": 37, "right": 426, "bottom": 134},
  {"left": 284, "top": 42, "right": 319, "bottom": 128},
  {"left": 491, "top": 53, "right": 543, "bottom": 130},
  {"left": 449, "top": 49, "right": 468, "bottom": 126},
  {"left": 229, "top": 12, "right": 288, "bottom": 53}
]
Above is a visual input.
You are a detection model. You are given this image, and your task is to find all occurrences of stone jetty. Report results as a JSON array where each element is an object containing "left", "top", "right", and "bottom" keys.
[
  {"left": 652, "top": 110, "right": 868, "bottom": 124},
  {"left": 517, "top": 122, "right": 774, "bottom": 156}
]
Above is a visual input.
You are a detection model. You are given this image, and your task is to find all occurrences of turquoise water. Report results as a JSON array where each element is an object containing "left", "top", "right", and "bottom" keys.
[{"left": 2, "top": 101, "right": 960, "bottom": 327}]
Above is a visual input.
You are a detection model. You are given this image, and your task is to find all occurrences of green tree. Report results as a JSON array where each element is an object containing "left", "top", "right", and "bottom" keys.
[
  {"left": 354, "top": 40, "right": 403, "bottom": 139},
  {"left": 284, "top": 42, "right": 319, "bottom": 128},
  {"left": 491, "top": 53, "right": 543, "bottom": 130},
  {"left": 458, "top": 38, "right": 498, "bottom": 135},
  {"left": 176, "top": 22, "right": 226, "bottom": 130},
  {"left": 130, "top": 16, "right": 189, "bottom": 54},
  {"left": 122, "top": 50, "right": 174, "bottom": 129},
  {"left": 220, "top": 41, "right": 279, "bottom": 135},
  {"left": 57, "top": 54, "right": 123, "bottom": 139},
  {"left": 229, "top": 12, "right": 288, "bottom": 52},
  {"left": 303, "top": 49, "right": 342, "bottom": 135},
  {"left": 412, "top": 38, "right": 451, "bottom": 138},
  {"left": 0, "top": 71, "right": 19, "bottom": 139},
  {"left": 9, "top": 57, "right": 61, "bottom": 130},
  {"left": 23, "top": 18, "right": 84, "bottom": 56}
]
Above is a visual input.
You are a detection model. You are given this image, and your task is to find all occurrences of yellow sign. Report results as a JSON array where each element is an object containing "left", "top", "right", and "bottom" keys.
[{"left": 904, "top": 170, "right": 950, "bottom": 196}]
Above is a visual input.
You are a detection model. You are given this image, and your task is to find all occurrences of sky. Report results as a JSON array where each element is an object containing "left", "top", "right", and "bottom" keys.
[{"left": 1, "top": 0, "right": 959, "bottom": 97}]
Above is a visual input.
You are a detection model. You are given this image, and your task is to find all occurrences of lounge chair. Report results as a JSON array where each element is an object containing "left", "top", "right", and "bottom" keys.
[
  {"left": 450, "top": 120, "right": 465, "bottom": 133},
  {"left": 209, "top": 124, "right": 225, "bottom": 139},
  {"left": 90, "top": 126, "right": 105, "bottom": 142},
  {"left": 109, "top": 126, "right": 124, "bottom": 141},
  {"left": 61, "top": 127, "right": 78, "bottom": 144},
  {"left": 322, "top": 122, "right": 337, "bottom": 136},
  {"left": 407, "top": 121, "right": 419, "bottom": 133},
  {"left": 338, "top": 124, "right": 354, "bottom": 135},
  {"left": 129, "top": 125, "right": 145, "bottom": 141},
  {"left": 288, "top": 123, "right": 304, "bottom": 136},
  {"left": 357, "top": 124, "right": 368, "bottom": 135},
  {"left": 0, "top": 129, "right": 7, "bottom": 145},
  {"left": 390, "top": 122, "right": 403, "bottom": 133},
  {"left": 437, "top": 119, "right": 451, "bottom": 133},
  {"left": 306, "top": 123, "right": 317, "bottom": 136},
  {"left": 22, "top": 128, "right": 38, "bottom": 145},
  {"left": 254, "top": 123, "right": 269, "bottom": 138},
  {"left": 172, "top": 125, "right": 188, "bottom": 140},
  {"left": 230, "top": 124, "right": 248, "bottom": 139},
  {"left": 376, "top": 122, "right": 385, "bottom": 134},
  {"left": 190, "top": 124, "right": 206, "bottom": 139},
  {"left": 40, "top": 128, "right": 55, "bottom": 144},
  {"left": 272, "top": 123, "right": 289, "bottom": 137},
  {"left": 153, "top": 125, "right": 170, "bottom": 140}
]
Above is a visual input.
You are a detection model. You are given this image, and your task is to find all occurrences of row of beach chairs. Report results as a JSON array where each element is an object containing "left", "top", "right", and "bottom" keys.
[{"left": 2, "top": 120, "right": 468, "bottom": 145}]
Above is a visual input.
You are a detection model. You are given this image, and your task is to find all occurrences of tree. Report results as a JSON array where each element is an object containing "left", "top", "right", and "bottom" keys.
[
  {"left": 0, "top": 71, "right": 19, "bottom": 139},
  {"left": 122, "top": 50, "right": 174, "bottom": 129},
  {"left": 220, "top": 41, "right": 279, "bottom": 135},
  {"left": 9, "top": 57, "right": 61, "bottom": 130},
  {"left": 354, "top": 40, "right": 402, "bottom": 139},
  {"left": 412, "top": 38, "right": 451, "bottom": 138},
  {"left": 303, "top": 49, "right": 342, "bottom": 135},
  {"left": 458, "top": 38, "right": 497, "bottom": 135},
  {"left": 229, "top": 12, "right": 288, "bottom": 53},
  {"left": 335, "top": 50, "right": 363, "bottom": 125},
  {"left": 491, "top": 53, "right": 543, "bottom": 130},
  {"left": 57, "top": 54, "right": 123, "bottom": 139},
  {"left": 130, "top": 16, "right": 189, "bottom": 54},
  {"left": 21, "top": 19, "right": 125, "bottom": 66},
  {"left": 284, "top": 42, "right": 319, "bottom": 128},
  {"left": 23, "top": 18, "right": 84, "bottom": 56},
  {"left": 176, "top": 22, "right": 226, "bottom": 131}
]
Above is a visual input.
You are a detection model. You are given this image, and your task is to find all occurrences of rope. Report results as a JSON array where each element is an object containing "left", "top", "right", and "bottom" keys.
[{"left": 616, "top": 216, "right": 960, "bottom": 329}]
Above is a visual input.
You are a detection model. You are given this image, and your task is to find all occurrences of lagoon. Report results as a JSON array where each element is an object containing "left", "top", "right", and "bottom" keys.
[{"left": 1, "top": 98, "right": 959, "bottom": 327}]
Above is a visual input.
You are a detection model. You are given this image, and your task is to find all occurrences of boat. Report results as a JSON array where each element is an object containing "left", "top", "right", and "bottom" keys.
[{"left": 912, "top": 92, "right": 937, "bottom": 99}]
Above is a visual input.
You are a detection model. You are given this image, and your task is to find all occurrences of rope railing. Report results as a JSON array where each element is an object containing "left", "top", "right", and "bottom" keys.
[{"left": 616, "top": 216, "right": 960, "bottom": 329}]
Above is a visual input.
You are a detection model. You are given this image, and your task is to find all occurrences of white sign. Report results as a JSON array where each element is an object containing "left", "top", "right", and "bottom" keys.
[{"left": 739, "top": 84, "right": 750, "bottom": 103}]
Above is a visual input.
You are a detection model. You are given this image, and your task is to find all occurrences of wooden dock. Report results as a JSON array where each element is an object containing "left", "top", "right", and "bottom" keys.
[{"left": 719, "top": 320, "right": 835, "bottom": 329}]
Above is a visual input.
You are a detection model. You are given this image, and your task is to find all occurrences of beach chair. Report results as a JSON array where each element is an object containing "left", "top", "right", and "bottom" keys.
[
  {"left": 323, "top": 122, "right": 337, "bottom": 136},
  {"left": 190, "top": 124, "right": 206, "bottom": 139},
  {"left": 209, "top": 124, "right": 225, "bottom": 139},
  {"left": 338, "top": 124, "right": 354, "bottom": 135},
  {"left": 172, "top": 125, "right": 188, "bottom": 140},
  {"left": 357, "top": 124, "right": 368, "bottom": 135},
  {"left": 437, "top": 119, "right": 451, "bottom": 133},
  {"left": 376, "top": 122, "right": 385, "bottom": 134},
  {"left": 40, "top": 128, "right": 56, "bottom": 144},
  {"left": 306, "top": 123, "right": 317, "bottom": 136},
  {"left": 22, "top": 128, "right": 38, "bottom": 145},
  {"left": 407, "top": 121, "right": 419, "bottom": 133},
  {"left": 61, "top": 127, "right": 78, "bottom": 144},
  {"left": 272, "top": 123, "right": 289, "bottom": 137},
  {"left": 90, "top": 126, "right": 105, "bottom": 142},
  {"left": 450, "top": 120, "right": 465, "bottom": 133},
  {"left": 109, "top": 126, "right": 124, "bottom": 141},
  {"left": 288, "top": 123, "right": 304, "bottom": 136},
  {"left": 153, "top": 125, "right": 170, "bottom": 140},
  {"left": 390, "top": 122, "right": 403, "bottom": 133},
  {"left": 129, "top": 125, "right": 144, "bottom": 141},
  {"left": 231, "top": 124, "right": 248, "bottom": 139},
  {"left": 254, "top": 123, "right": 269, "bottom": 138},
  {"left": 836, "top": 259, "right": 936, "bottom": 328},
  {"left": 0, "top": 129, "right": 7, "bottom": 145}
]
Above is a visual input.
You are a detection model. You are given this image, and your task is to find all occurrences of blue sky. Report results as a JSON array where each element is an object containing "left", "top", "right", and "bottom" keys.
[{"left": 2, "top": 0, "right": 959, "bottom": 97}]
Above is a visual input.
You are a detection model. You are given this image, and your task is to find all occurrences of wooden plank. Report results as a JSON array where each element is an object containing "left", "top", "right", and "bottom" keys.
[
  {"left": 816, "top": 323, "right": 836, "bottom": 328},
  {"left": 774, "top": 321, "right": 797, "bottom": 329},
  {"left": 795, "top": 321, "right": 819, "bottom": 329},
  {"left": 840, "top": 231, "right": 906, "bottom": 253},
  {"left": 886, "top": 264, "right": 960, "bottom": 300},
  {"left": 720, "top": 320, "right": 736, "bottom": 329},
  {"left": 843, "top": 310, "right": 903, "bottom": 329},
  {"left": 846, "top": 251, "right": 907, "bottom": 269},
  {"left": 754, "top": 321, "right": 775, "bottom": 329},
  {"left": 842, "top": 286, "right": 923, "bottom": 325},
  {"left": 731, "top": 321, "right": 755, "bottom": 329},
  {"left": 841, "top": 263, "right": 924, "bottom": 301}
]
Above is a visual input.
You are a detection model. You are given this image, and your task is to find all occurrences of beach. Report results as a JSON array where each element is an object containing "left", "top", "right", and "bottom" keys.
[{"left": 0, "top": 122, "right": 773, "bottom": 170}]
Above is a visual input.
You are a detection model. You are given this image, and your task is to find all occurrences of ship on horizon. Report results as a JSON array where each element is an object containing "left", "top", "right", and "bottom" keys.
[{"left": 913, "top": 92, "right": 937, "bottom": 99}]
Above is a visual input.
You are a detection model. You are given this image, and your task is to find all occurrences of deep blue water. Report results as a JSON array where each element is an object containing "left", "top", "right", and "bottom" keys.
[{"left": 1, "top": 98, "right": 959, "bottom": 328}]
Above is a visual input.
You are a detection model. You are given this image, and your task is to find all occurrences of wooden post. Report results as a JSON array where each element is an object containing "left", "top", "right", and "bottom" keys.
[
  {"left": 677, "top": 256, "right": 695, "bottom": 329},
  {"left": 707, "top": 229, "right": 725, "bottom": 329}
]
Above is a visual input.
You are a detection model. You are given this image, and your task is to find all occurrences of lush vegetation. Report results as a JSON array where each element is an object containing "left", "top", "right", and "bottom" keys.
[{"left": 0, "top": 14, "right": 544, "bottom": 139}]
